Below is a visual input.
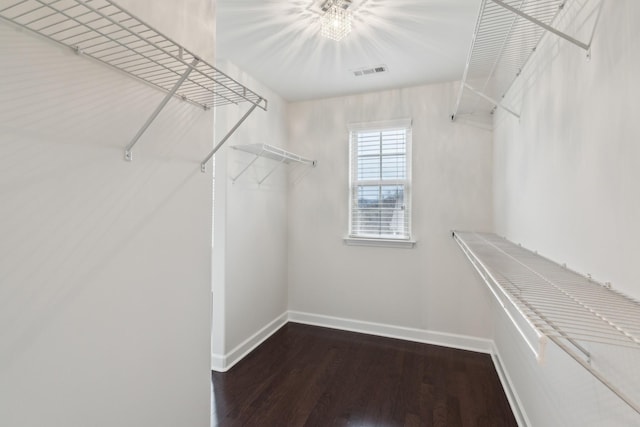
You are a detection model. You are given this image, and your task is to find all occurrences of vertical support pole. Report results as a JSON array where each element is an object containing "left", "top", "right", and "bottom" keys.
[
  {"left": 200, "top": 99, "right": 262, "bottom": 173},
  {"left": 125, "top": 58, "right": 200, "bottom": 161}
]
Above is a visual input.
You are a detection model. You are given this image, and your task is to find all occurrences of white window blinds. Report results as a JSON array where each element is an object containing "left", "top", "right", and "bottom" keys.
[{"left": 349, "top": 119, "right": 412, "bottom": 240}]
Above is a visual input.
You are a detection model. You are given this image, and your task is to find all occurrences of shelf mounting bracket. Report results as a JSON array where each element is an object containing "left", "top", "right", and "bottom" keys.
[
  {"left": 200, "top": 99, "right": 263, "bottom": 173},
  {"left": 231, "top": 154, "right": 260, "bottom": 183},
  {"left": 490, "top": 0, "right": 590, "bottom": 51},
  {"left": 464, "top": 83, "right": 521, "bottom": 119},
  {"left": 124, "top": 58, "right": 200, "bottom": 161},
  {"left": 258, "top": 157, "right": 287, "bottom": 185}
]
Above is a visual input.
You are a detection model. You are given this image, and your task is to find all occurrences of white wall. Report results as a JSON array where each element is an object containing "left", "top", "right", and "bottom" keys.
[
  {"left": 495, "top": 0, "right": 640, "bottom": 301},
  {"left": 118, "top": 0, "right": 216, "bottom": 64},
  {"left": 0, "top": 2, "right": 214, "bottom": 426},
  {"left": 212, "top": 61, "right": 289, "bottom": 370},
  {"left": 493, "top": 1, "right": 640, "bottom": 424},
  {"left": 287, "top": 82, "right": 494, "bottom": 343}
]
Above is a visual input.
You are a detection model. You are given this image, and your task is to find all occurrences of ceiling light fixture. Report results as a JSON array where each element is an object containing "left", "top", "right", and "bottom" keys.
[{"left": 320, "top": 0, "right": 352, "bottom": 42}]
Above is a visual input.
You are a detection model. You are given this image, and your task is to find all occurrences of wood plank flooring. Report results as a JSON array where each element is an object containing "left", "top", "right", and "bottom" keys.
[{"left": 212, "top": 323, "right": 517, "bottom": 427}]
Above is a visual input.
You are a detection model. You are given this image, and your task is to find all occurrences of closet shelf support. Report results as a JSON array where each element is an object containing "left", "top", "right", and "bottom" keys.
[
  {"left": 552, "top": 334, "right": 640, "bottom": 416},
  {"left": 201, "top": 99, "right": 263, "bottom": 173},
  {"left": 463, "top": 83, "right": 520, "bottom": 120},
  {"left": 258, "top": 158, "right": 286, "bottom": 185},
  {"left": 490, "top": 0, "right": 590, "bottom": 51},
  {"left": 125, "top": 58, "right": 200, "bottom": 161},
  {"left": 231, "top": 154, "right": 260, "bottom": 183}
]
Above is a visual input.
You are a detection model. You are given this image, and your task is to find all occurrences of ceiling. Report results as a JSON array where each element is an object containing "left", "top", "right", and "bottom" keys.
[{"left": 216, "top": 0, "right": 482, "bottom": 102}]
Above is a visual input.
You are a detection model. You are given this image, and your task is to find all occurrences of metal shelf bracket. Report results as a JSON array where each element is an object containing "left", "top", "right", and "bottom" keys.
[
  {"left": 200, "top": 100, "right": 263, "bottom": 173},
  {"left": 258, "top": 157, "right": 287, "bottom": 185},
  {"left": 464, "top": 83, "right": 520, "bottom": 120},
  {"left": 125, "top": 58, "right": 200, "bottom": 161},
  {"left": 231, "top": 154, "right": 259, "bottom": 183}
]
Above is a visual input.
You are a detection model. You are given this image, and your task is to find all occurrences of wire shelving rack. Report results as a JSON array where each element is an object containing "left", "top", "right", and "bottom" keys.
[
  {"left": 451, "top": 0, "right": 593, "bottom": 123},
  {"left": 0, "top": 0, "right": 267, "bottom": 164},
  {"left": 230, "top": 144, "right": 316, "bottom": 184},
  {"left": 453, "top": 231, "right": 640, "bottom": 416}
]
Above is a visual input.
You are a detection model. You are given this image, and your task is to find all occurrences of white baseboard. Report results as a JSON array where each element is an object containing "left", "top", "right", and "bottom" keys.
[
  {"left": 491, "top": 343, "right": 530, "bottom": 427},
  {"left": 287, "top": 311, "right": 494, "bottom": 354},
  {"left": 211, "top": 354, "right": 225, "bottom": 372},
  {"left": 211, "top": 311, "right": 288, "bottom": 372}
]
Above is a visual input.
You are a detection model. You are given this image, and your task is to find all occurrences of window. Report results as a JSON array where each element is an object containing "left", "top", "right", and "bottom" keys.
[{"left": 348, "top": 119, "right": 412, "bottom": 244}]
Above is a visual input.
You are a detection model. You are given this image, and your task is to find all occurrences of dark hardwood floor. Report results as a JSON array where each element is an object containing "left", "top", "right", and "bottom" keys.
[{"left": 212, "top": 323, "right": 517, "bottom": 427}]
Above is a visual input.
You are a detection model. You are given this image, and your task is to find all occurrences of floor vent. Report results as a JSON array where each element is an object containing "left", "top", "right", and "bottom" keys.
[{"left": 353, "top": 65, "right": 388, "bottom": 77}]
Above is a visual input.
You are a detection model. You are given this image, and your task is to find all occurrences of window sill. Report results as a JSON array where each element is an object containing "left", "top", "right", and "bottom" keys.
[{"left": 343, "top": 237, "right": 416, "bottom": 249}]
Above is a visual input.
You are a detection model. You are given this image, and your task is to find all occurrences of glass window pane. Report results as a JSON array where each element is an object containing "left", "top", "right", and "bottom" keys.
[
  {"left": 381, "top": 155, "right": 406, "bottom": 179},
  {"left": 354, "top": 185, "right": 407, "bottom": 237},
  {"left": 357, "top": 156, "right": 381, "bottom": 180}
]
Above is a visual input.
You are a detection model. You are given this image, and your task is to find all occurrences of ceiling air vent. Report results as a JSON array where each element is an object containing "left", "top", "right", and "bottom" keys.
[{"left": 353, "top": 65, "right": 388, "bottom": 77}]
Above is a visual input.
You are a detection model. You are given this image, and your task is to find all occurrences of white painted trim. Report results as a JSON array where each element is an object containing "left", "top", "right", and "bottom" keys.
[
  {"left": 343, "top": 237, "right": 416, "bottom": 248},
  {"left": 348, "top": 118, "right": 413, "bottom": 132},
  {"left": 287, "top": 311, "right": 493, "bottom": 354},
  {"left": 491, "top": 343, "right": 531, "bottom": 427},
  {"left": 211, "top": 311, "right": 288, "bottom": 372},
  {"left": 211, "top": 354, "right": 225, "bottom": 372}
]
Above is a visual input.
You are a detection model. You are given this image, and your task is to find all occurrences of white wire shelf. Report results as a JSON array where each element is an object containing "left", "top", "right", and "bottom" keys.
[
  {"left": 232, "top": 144, "right": 316, "bottom": 166},
  {"left": 0, "top": 0, "right": 267, "bottom": 162},
  {"left": 0, "top": 0, "right": 266, "bottom": 110},
  {"left": 452, "top": 0, "right": 592, "bottom": 122},
  {"left": 453, "top": 231, "right": 640, "bottom": 415},
  {"left": 230, "top": 144, "right": 316, "bottom": 184}
]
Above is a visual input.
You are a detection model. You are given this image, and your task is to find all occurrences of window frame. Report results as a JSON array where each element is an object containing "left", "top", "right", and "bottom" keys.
[{"left": 345, "top": 119, "right": 415, "bottom": 248}]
